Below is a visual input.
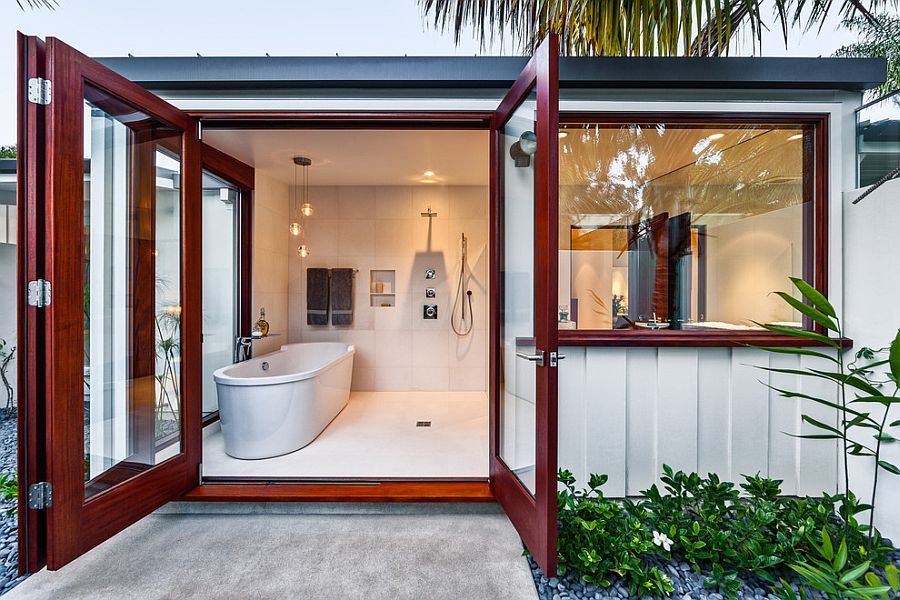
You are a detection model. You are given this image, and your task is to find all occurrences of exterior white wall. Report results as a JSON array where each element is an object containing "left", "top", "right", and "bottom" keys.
[
  {"left": 554, "top": 98, "right": 854, "bottom": 499},
  {"left": 557, "top": 346, "right": 840, "bottom": 497},
  {"left": 251, "top": 172, "right": 291, "bottom": 356},
  {"left": 288, "top": 185, "right": 489, "bottom": 392},
  {"left": 844, "top": 179, "right": 900, "bottom": 541}
]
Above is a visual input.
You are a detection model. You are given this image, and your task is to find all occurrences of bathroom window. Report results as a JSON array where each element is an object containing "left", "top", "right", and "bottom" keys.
[{"left": 558, "top": 116, "right": 825, "bottom": 336}]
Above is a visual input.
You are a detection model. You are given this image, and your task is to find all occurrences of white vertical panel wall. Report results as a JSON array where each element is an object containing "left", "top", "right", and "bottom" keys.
[{"left": 557, "top": 346, "right": 839, "bottom": 497}]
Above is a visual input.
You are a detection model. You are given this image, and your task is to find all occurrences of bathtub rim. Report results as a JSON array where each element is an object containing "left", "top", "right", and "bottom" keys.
[{"left": 212, "top": 342, "right": 355, "bottom": 387}]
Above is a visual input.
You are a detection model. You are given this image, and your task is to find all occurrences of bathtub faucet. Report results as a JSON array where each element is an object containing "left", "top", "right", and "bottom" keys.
[{"left": 234, "top": 336, "right": 254, "bottom": 363}]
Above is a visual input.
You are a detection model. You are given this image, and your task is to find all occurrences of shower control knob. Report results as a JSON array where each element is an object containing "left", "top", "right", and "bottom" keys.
[
  {"left": 425, "top": 288, "right": 436, "bottom": 298},
  {"left": 425, "top": 269, "right": 436, "bottom": 279},
  {"left": 424, "top": 305, "right": 438, "bottom": 319}
]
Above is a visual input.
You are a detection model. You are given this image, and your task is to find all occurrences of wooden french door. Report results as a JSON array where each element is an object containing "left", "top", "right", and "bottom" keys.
[
  {"left": 489, "top": 35, "right": 560, "bottom": 576},
  {"left": 19, "top": 35, "right": 202, "bottom": 569}
]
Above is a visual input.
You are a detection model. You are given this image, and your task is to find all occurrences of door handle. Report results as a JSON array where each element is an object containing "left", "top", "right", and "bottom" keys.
[{"left": 516, "top": 350, "right": 545, "bottom": 367}]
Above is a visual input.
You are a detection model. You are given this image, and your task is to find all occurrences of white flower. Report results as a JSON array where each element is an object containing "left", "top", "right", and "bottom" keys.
[{"left": 652, "top": 530, "right": 674, "bottom": 552}]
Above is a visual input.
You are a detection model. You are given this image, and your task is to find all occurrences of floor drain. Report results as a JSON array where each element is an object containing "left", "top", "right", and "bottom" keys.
[{"left": 416, "top": 421, "right": 432, "bottom": 427}]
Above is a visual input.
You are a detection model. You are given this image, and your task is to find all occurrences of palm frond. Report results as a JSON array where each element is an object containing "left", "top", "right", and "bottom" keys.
[
  {"left": 420, "top": 0, "right": 899, "bottom": 57},
  {"left": 16, "top": 0, "right": 57, "bottom": 9}
]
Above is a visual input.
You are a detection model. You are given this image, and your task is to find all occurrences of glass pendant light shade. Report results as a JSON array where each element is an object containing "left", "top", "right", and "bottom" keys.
[{"left": 291, "top": 156, "right": 313, "bottom": 257}]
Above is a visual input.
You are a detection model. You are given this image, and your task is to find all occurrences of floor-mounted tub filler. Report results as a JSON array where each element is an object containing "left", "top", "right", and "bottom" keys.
[{"left": 213, "top": 342, "right": 355, "bottom": 459}]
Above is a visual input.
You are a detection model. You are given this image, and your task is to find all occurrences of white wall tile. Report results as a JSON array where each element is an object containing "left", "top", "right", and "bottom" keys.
[
  {"left": 303, "top": 219, "right": 339, "bottom": 256},
  {"left": 288, "top": 185, "right": 488, "bottom": 392},
  {"left": 412, "top": 367, "right": 450, "bottom": 391},
  {"left": 375, "top": 219, "right": 413, "bottom": 257},
  {"left": 375, "top": 330, "right": 413, "bottom": 368},
  {"left": 338, "top": 220, "right": 376, "bottom": 256},
  {"left": 375, "top": 186, "right": 413, "bottom": 219},
  {"left": 338, "top": 186, "right": 376, "bottom": 220},
  {"left": 374, "top": 367, "right": 412, "bottom": 391},
  {"left": 449, "top": 367, "right": 486, "bottom": 391},
  {"left": 307, "top": 186, "right": 339, "bottom": 219},
  {"left": 412, "top": 330, "right": 449, "bottom": 368}
]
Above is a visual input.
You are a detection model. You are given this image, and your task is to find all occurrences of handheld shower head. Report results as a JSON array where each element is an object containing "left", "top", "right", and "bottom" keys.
[{"left": 452, "top": 233, "right": 474, "bottom": 336}]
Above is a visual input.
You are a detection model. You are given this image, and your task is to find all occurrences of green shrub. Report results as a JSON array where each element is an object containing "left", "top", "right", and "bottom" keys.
[
  {"left": 557, "top": 471, "right": 674, "bottom": 597},
  {"left": 0, "top": 472, "right": 15, "bottom": 502},
  {"left": 556, "top": 467, "right": 896, "bottom": 599}
]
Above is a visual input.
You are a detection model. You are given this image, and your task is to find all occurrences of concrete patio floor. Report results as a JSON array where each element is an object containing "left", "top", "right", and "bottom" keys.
[{"left": 6, "top": 502, "right": 537, "bottom": 600}]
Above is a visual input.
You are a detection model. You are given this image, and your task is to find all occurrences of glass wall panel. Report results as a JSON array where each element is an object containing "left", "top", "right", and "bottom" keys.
[
  {"left": 857, "top": 91, "right": 900, "bottom": 187},
  {"left": 83, "top": 84, "right": 183, "bottom": 498},
  {"left": 500, "top": 97, "right": 537, "bottom": 494},
  {"left": 201, "top": 171, "right": 238, "bottom": 418},
  {"left": 558, "top": 121, "right": 813, "bottom": 332}
]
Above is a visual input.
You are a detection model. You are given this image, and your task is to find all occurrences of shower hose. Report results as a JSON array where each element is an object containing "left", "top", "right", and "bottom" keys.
[{"left": 451, "top": 234, "right": 474, "bottom": 336}]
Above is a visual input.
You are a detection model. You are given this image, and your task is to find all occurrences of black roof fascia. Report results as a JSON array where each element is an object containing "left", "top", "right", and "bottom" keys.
[{"left": 94, "top": 55, "right": 886, "bottom": 92}]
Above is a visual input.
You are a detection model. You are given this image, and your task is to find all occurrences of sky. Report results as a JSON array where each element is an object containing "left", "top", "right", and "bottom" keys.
[{"left": 0, "top": 0, "right": 875, "bottom": 144}]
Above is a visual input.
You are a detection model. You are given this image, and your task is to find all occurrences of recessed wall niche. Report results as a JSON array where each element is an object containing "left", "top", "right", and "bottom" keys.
[{"left": 370, "top": 269, "right": 396, "bottom": 307}]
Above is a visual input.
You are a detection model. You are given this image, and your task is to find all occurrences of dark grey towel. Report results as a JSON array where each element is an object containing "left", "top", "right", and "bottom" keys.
[
  {"left": 306, "top": 268, "right": 330, "bottom": 326},
  {"left": 330, "top": 268, "right": 354, "bottom": 326}
]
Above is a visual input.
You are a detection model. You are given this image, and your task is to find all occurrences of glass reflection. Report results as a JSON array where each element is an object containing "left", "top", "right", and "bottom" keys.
[
  {"left": 83, "top": 84, "right": 183, "bottom": 499},
  {"left": 499, "top": 99, "right": 537, "bottom": 495},
  {"left": 559, "top": 123, "right": 812, "bottom": 332}
]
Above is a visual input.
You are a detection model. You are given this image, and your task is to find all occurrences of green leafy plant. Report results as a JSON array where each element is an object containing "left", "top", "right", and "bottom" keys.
[
  {"left": 0, "top": 339, "right": 16, "bottom": 416},
  {"left": 755, "top": 277, "right": 900, "bottom": 548},
  {"left": 0, "top": 145, "right": 15, "bottom": 159},
  {"left": 557, "top": 470, "right": 674, "bottom": 597},
  {"left": 154, "top": 308, "right": 181, "bottom": 438},
  {"left": 0, "top": 473, "right": 16, "bottom": 501},
  {"left": 777, "top": 527, "right": 899, "bottom": 599},
  {"left": 0, "top": 473, "right": 17, "bottom": 516},
  {"left": 557, "top": 467, "right": 894, "bottom": 599},
  {"left": 835, "top": 15, "right": 900, "bottom": 100},
  {"left": 420, "top": 0, "right": 894, "bottom": 58}
]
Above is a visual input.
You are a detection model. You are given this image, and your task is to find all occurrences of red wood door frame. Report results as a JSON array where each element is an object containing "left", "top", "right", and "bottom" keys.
[
  {"left": 489, "top": 35, "right": 560, "bottom": 576},
  {"left": 17, "top": 31, "right": 48, "bottom": 576},
  {"left": 33, "top": 36, "right": 203, "bottom": 569}
]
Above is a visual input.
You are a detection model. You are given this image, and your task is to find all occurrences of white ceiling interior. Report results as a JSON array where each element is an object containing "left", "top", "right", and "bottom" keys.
[{"left": 203, "top": 129, "right": 490, "bottom": 187}]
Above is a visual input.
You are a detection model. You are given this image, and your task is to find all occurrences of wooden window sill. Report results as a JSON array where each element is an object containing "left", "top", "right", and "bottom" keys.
[{"left": 557, "top": 329, "right": 853, "bottom": 348}]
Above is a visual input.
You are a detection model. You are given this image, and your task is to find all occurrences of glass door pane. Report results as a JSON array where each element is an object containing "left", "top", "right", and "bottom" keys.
[
  {"left": 489, "top": 34, "right": 559, "bottom": 577},
  {"left": 500, "top": 98, "right": 538, "bottom": 494},
  {"left": 82, "top": 84, "right": 183, "bottom": 498},
  {"left": 201, "top": 171, "right": 238, "bottom": 418}
]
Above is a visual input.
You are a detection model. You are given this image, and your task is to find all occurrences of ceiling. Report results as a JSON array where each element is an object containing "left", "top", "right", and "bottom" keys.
[{"left": 203, "top": 129, "right": 489, "bottom": 186}]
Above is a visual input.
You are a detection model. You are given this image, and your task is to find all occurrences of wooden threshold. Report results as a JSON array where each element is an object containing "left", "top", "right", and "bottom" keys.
[{"left": 182, "top": 480, "right": 494, "bottom": 503}]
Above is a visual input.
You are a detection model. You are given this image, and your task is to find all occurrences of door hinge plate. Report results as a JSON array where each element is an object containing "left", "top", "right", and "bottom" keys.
[
  {"left": 27, "top": 78, "right": 51, "bottom": 105},
  {"left": 28, "top": 482, "right": 52, "bottom": 509},
  {"left": 27, "top": 279, "right": 51, "bottom": 307}
]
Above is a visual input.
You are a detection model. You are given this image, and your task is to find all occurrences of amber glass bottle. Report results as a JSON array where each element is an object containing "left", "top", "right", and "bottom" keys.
[{"left": 257, "top": 307, "right": 270, "bottom": 337}]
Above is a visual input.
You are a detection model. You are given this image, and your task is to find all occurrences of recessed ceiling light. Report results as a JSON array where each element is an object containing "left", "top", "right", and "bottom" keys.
[
  {"left": 787, "top": 133, "right": 803, "bottom": 141},
  {"left": 708, "top": 133, "right": 725, "bottom": 140},
  {"left": 558, "top": 131, "right": 569, "bottom": 138},
  {"left": 423, "top": 170, "right": 435, "bottom": 177}
]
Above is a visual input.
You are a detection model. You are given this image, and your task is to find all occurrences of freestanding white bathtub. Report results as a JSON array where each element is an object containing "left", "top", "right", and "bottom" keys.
[{"left": 212, "top": 342, "right": 355, "bottom": 459}]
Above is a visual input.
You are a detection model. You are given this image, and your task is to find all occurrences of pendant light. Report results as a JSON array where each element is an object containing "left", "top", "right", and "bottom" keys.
[{"left": 290, "top": 156, "right": 314, "bottom": 257}]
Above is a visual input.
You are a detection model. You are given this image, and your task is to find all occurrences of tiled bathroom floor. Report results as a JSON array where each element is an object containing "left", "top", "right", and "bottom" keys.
[{"left": 201, "top": 391, "right": 489, "bottom": 478}]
